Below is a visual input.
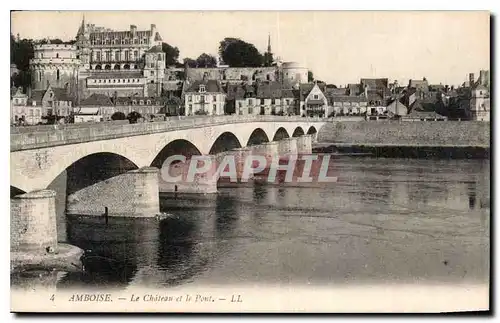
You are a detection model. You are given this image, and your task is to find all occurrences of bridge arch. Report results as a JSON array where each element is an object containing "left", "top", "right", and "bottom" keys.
[
  {"left": 292, "top": 126, "right": 305, "bottom": 137},
  {"left": 60, "top": 152, "right": 139, "bottom": 196},
  {"left": 209, "top": 132, "right": 242, "bottom": 155},
  {"left": 11, "top": 186, "right": 26, "bottom": 198},
  {"left": 246, "top": 128, "right": 270, "bottom": 146},
  {"left": 151, "top": 139, "right": 202, "bottom": 169},
  {"left": 272, "top": 127, "right": 290, "bottom": 141},
  {"left": 307, "top": 126, "right": 318, "bottom": 135}
]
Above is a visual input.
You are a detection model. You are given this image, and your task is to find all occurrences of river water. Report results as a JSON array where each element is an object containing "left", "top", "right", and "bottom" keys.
[{"left": 13, "top": 156, "right": 491, "bottom": 290}]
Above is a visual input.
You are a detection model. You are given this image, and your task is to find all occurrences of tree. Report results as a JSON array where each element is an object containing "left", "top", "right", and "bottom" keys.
[
  {"left": 161, "top": 42, "right": 180, "bottom": 66},
  {"left": 127, "top": 111, "right": 142, "bottom": 124},
  {"left": 308, "top": 70, "right": 314, "bottom": 83},
  {"left": 218, "top": 38, "right": 263, "bottom": 67},
  {"left": 11, "top": 34, "right": 35, "bottom": 90},
  {"left": 183, "top": 57, "right": 197, "bottom": 68},
  {"left": 196, "top": 53, "right": 217, "bottom": 68},
  {"left": 111, "top": 111, "right": 126, "bottom": 120},
  {"left": 263, "top": 52, "right": 274, "bottom": 67}
]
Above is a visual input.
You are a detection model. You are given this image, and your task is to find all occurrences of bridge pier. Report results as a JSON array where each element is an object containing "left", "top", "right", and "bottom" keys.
[
  {"left": 10, "top": 189, "right": 84, "bottom": 272},
  {"left": 217, "top": 147, "right": 254, "bottom": 186},
  {"left": 159, "top": 155, "right": 218, "bottom": 194},
  {"left": 277, "top": 137, "right": 298, "bottom": 157},
  {"left": 297, "top": 134, "right": 313, "bottom": 155},
  {"left": 66, "top": 167, "right": 160, "bottom": 217},
  {"left": 250, "top": 142, "right": 279, "bottom": 164}
]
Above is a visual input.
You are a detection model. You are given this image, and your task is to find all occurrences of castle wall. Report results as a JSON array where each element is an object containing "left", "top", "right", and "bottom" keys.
[{"left": 186, "top": 67, "right": 278, "bottom": 83}]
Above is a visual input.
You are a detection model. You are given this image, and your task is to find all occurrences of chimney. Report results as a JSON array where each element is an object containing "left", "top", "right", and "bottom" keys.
[
  {"left": 469, "top": 73, "right": 475, "bottom": 87},
  {"left": 151, "top": 24, "right": 156, "bottom": 34},
  {"left": 130, "top": 25, "right": 137, "bottom": 36}
]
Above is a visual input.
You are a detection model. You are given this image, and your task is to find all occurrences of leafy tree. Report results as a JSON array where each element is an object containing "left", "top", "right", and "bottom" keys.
[
  {"left": 218, "top": 38, "right": 263, "bottom": 67},
  {"left": 127, "top": 111, "right": 142, "bottom": 124},
  {"left": 196, "top": 53, "right": 217, "bottom": 68},
  {"left": 308, "top": 70, "right": 314, "bottom": 83},
  {"left": 111, "top": 111, "right": 126, "bottom": 120},
  {"left": 263, "top": 52, "right": 274, "bottom": 67},
  {"left": 183, "top": 57, "right": 197, "bottom": 68},
  {"left": 161, "top": 42, "right": 180, "bottom": 66}
]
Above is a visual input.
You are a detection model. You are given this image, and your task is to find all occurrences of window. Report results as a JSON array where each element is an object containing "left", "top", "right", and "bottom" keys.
[
  {"left": 150, "top": 71, "right": 154, "bottom": 76},
  {"left": 188, "top": 95, "right": 192, "bottom": 102},
  {"left": 14, "top": 99, "right": 18, "bottom": 104},
  {"left": 286, "top": 99, "right": 290, "bottom": 105},
  {"left": 56, "top": 53, "right": 59, "bottom": 58},
  {"left": 248, "top": 99, "right": 253, "bottom": 106},
  {"left": 158, "top": 54, "right": 162, "bottom": 60},
  {"left": 56, "top": 69, "right": 60, "bottom": 81},
  {"left": 35, "top": 110, "right": 40, "bottom": 117},
  {"left": 115, "top": 51, "right": 120, "bottom": 61},
  {"left": 313, "top": 94, "right": 319, "bottom": 100},
  {"left": 132, "top": 100, "right": 136, "bottom": 105},
  {"left": 199, "top": 85, "right": 206, "bottom": 93},
  {"left": 125, "top": 50, "right": 130, "bottom": 61},
  {"left": 271, "top": 98, "right": 276, "bottom": 105},
  {"left": 134, "top": 50, "right": 138, "bottom": 60},
  {"left": 238, "top": 102, "right": 243, "bottom": 108},
  {"left": 260, "top": 99, "right": 265, "bottom": 105},
  {"left": 96, "top": 52, "right": 101, "bottom": 61},
  {"left": 248, "top": 107, "right": 253, "bottom": 114},
  {"left": 147, "top": 100, "right": 151, "bottom": 105},
  {"left": 213, "top": 95, "right": 217, "bottom": 102}
]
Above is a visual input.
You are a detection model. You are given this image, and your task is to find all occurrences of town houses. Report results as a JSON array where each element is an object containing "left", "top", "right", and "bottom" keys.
[{"left": 10, "top": 18, "right": 490, "bottom": 126}]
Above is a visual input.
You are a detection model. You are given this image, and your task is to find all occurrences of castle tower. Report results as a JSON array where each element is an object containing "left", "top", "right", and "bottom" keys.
[
  {"left": 75, "top": 15, "right": 91, "bottom": 70},
  {"left": 281, "top": 62, "right": 308, "bottom": 89},
  {"left": 30, "top": 44, "right": 81, "bottom": 94},
  {"left": 144, "top": 45, "right": 166, "bottom": 97}
]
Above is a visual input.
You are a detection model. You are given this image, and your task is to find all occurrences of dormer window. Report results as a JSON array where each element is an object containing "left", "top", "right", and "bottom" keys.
[
  {"left": 147, "top": 100, "right": 151, "bottom": 105},
  {"left": 139, "top": 100, "right": 144, "bottom": 105},
  {"left": 132, "top": 100, "right": 136, "bottom": 105},
  {"left": 199, "top": 85, "right": 206, "bottom": 93},
  {"left": 313, "top": 94, "right": 319, "bottom": 100}
]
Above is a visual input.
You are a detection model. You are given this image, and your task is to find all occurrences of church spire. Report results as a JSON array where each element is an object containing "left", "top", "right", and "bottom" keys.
[{"left": 267, "top": 33, "right": 272, "bottom": 53}]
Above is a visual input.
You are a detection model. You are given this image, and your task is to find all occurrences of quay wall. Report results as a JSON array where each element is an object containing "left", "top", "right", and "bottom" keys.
[{"left": 317, "top": 121, "right": 490, "bottom": 147}]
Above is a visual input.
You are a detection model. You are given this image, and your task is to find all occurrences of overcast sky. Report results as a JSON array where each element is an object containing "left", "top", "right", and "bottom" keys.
[{"left": 11, "top": 11, "right": 490, "bottom": 86}]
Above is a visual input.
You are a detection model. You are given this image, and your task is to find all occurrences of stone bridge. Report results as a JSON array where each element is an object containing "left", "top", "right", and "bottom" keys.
[{"left": 10, "top": 115, "right": 325, "bottom": 266}]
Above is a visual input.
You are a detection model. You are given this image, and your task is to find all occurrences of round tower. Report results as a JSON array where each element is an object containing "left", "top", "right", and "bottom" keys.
[
  {"left": 30, "top": 44, "right": 81, "bottom": 91},
  {"left": 281, "top": 61, "right": 308, "bottom": 88}
]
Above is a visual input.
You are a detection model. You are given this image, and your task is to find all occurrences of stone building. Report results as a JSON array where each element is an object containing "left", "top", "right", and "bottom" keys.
[
  {"left": 29, "top": 44, "right": 80, "bottom": 99},
  {"left": 328, "top": 96, "right": 368, "bottom": 116},
  {"left": 11, "top": 87, "right": 43, "bottom": 125},
  {"left": 30, "top": 85, "right": 73, "bottom": 117},
  {"left": 299, "top": 82, "right": 330, "bottom": 117},
  {"left": 183, "top": 80, "right": 226, "bottom": 116},
  {"left": 226, "top": 82, "right": 298, "bottom": 116},
  {"left": 468, "top": 84, "right": 490, "bottom": 121}
]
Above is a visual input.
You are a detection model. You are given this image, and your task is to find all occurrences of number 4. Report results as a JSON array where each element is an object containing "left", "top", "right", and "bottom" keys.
[{"left": 50, "top": 294, "right": 55, "bottom": 301}]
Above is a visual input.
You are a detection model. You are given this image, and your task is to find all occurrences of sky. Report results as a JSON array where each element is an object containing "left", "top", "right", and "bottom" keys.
[{"left": 11, "top": 11, "right": 490, "bottom": 86}]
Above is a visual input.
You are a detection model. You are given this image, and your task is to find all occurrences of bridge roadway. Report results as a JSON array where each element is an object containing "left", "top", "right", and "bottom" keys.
[{"left": 10, "top": 115, "right": 324, "bottom": 152}]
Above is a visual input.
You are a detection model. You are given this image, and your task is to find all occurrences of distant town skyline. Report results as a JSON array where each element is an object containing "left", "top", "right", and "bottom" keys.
[{"left": 11, "top": 11, "right": 490, "bottom": 86}]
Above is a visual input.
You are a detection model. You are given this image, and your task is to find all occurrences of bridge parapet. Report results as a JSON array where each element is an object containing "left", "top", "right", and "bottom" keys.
[{"left": 11, "top": 115, "right": 325, "bottom": 152}]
